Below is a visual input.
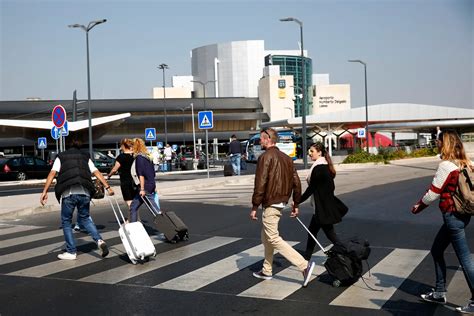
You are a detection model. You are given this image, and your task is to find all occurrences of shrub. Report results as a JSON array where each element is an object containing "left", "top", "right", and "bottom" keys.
[{"left": 342, "top": 146, "right": 437, "bottom": 164}]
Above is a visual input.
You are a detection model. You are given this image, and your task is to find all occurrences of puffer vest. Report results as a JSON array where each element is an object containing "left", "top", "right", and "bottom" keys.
[{"left": 54, "top": 148, "right": 95, "bottom": 201}]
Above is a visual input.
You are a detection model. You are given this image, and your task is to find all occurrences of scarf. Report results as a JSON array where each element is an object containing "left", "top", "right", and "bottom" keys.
[{"left": 306, "top": 157, "right": 328, "bottom": 208}]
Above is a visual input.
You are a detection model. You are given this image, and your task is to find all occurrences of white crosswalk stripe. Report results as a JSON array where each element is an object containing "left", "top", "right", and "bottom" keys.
[
  {"left": 155, "top": 241, "right": 297, "bottom": 291},
  {"left": 0, "top": 224, "right": 456, "bottom": 311},
  {"left": 0, "top": 230, "right": 118, "bottom": 265},
  {"left": 238, "top": 249, "right": 327, "bottom": 300},
  {"left": 8, "top": 236, "right": 164, "bottom": 278},
  {"left": 330, "top": 248, "right": 430, "bottom": 309},
  {"left": 1, "top": 229, "right": 65, "bottom": 248},
  {"left": 80, "top": 236, "right": 240, "bottom": 284},
  {"left": 0, "top": 224, "right": 43, "bottom": 236}
]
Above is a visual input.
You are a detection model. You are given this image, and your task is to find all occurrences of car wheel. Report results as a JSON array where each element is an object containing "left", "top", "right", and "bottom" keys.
[{"left": 16, "top": 172, "right": 27, "bottom": 181}]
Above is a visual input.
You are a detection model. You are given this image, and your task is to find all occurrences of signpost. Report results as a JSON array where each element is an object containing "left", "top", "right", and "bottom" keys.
[
  {"left": 198, "top": 111, "right": 214, "bottom": 178},
  {"left": 52, "top": 105, "right": 67, "bottom": 152},
  {"left": 145, "top": 128, "right": 156, "bottom": 146},
  {"left": 198, "top": 111, "right": 213, "bottom": 129},
  {"left": 38, "top": 137, "right": 47, "bottom": 160}
]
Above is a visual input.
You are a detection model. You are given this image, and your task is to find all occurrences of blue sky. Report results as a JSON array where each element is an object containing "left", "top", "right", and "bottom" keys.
[{"left": 1, "top": 0, "right": 472, "bottom": 109}]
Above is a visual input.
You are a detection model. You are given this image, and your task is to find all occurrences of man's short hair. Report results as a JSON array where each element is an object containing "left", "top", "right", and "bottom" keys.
[
  {"left": 260, "top": 128, "right": 278, "bottom": 143},
  {"left": 67, "top": 137, "right": 83, "bottom": 149},
  {"left": 231, "top": 134, "right": 237, "bottom": 139}
]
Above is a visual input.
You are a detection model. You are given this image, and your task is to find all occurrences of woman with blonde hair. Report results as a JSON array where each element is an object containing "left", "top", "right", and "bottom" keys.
[
  {"left": 107, "top": 138, "right": 135, "bottom": 208},
  {"left": 129, "top": 138, "right": 159, "bottom": 222},
  {"left": 412, "top": 130, "right": 474, "bottom": 313}
]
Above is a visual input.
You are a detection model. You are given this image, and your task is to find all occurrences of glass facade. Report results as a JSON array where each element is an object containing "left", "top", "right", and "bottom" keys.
[{"left": 265, "top": 55, "right": 313, "bottom": 117}]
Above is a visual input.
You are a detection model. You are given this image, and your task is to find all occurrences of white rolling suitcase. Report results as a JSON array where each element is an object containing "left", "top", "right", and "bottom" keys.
[{"left": 109, "top": 196, "right": 156, "bottom": 264}]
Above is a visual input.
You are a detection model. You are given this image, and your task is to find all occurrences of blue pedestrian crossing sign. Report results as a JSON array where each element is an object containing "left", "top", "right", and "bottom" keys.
[
  {"left": 60, "top": 121, "right": 69, "bottom": 137},
  {"left": 38, "top": 137, "right": 47, "bottom": 149},
  {"left": 198, "top": 111, "right": 213, "bottom": 129},
  {"left": 51, "top": 126, "right": 60, "bottom": 140},
  {"left": 156, "top": 142, "right": 163, "bottom": 149},
  {"left": 145, "top": 128, "right": 156, "bottom": 141}
]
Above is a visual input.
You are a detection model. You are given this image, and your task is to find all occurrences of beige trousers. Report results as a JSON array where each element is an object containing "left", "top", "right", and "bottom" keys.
[{"left": 261, "top": 206, "right": 308, "bottom": 275}]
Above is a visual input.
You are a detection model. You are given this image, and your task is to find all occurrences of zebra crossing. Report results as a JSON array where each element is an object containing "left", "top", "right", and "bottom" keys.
[{"left": 0, "top": 222, "right": 465, "bottom": 312}]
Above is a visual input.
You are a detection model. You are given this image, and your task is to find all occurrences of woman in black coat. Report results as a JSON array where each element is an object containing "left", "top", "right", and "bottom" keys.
[{"left": 298, "top": 142, "right": 347, "bottom": 260}]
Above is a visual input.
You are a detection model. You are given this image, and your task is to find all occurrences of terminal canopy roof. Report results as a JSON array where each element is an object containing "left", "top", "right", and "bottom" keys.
[{"left": 261, "top": 103, "right": 474, "bottom": 133}]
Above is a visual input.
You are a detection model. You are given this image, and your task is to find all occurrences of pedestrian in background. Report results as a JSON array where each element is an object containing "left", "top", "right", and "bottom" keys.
[
  {"left": 163, "top": 144, "right": 174, "bottom": 172},
  {"left": 296, "top": 142, "right": 347, "bottom": 260},
  {"left": 40, "top": 138, "right": 113, "bottom": 260},
  {"left": 229, "top": 134, "right": 242, "bottom": 176},
  {"left": 107, "top": 138, "right": 136, "bottom": 209},
  {"left": 412, "top": 130, "right": 474, "bottom": 313},
  {"left": 129, "top": 138, "right": 160, "bottom": 222},
  {"left": 250, "top": 128, "right": 315, "bottom": 287}
]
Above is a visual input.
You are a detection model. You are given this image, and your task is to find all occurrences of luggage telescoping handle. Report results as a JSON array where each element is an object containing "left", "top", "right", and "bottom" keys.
[
  {"left": 107, "top": 195, "right": 127, "bottom": 228},
  {"left": 141, "top": 194, "right": 160, "bottom": 217},
  {"left": 295, "top": 216, "right": 327, "bottom": 254}
]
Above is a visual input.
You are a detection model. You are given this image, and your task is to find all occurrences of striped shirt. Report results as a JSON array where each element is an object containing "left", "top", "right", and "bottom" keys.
[{"left": 421, "top": 160, "right": 459, "bottom": 213}]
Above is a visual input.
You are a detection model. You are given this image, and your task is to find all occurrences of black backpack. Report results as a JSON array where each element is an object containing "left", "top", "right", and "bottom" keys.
[{"left": 324, "top": 238, "right": 371, "bottom": 286}]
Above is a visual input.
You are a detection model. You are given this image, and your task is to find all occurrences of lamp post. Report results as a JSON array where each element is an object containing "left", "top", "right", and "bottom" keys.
[
  {"left": 158, "top": 63, "right": 169, "bottom": 145},
  {"left": 190, "top": 103, "right": 197, "bottom": 163},
  {"left": 280, "top": 17, "right": 308, "bottom": 168},
  {"left": 68, "top": 19, "right": 107, "bottom": 161},
  {"left": 348, "top": 59, "right": 369, "bottom": 153},
  {"left": 179, "top": 106, "right": 187, "bottom": 147},
  {"left": 191, "top": 80, "right": 215, "bottom": 178}
]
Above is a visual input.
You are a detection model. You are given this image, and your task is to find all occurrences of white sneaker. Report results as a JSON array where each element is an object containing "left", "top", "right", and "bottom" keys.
[
  {"left": 303, "top": 261, "right": 316, "bottom": 287},
  {"left": 58, "top": 252, "right": 77, "bottom": 260}
]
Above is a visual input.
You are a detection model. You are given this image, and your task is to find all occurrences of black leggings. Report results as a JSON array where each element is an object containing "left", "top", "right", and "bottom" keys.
[{"left": 305, "top": 214, "right": 340, "bottom": 259}]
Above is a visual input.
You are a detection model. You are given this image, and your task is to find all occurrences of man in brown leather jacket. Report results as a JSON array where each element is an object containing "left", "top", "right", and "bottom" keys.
[{"left": 250, "top": 128, "right": 315, "bottom": 287}]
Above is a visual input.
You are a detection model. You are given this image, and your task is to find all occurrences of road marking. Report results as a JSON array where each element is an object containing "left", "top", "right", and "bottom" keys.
[
  {"left": 238, "top": 249, "right": 327, "bottom": 300},
  {"left": 8, "top": 237, "right": 164, "bottom": 277},
  {"left": 0, "top": 225, "right": 42, "bottom": 236},
  {"left": 79, "top": 236, "right": 240, "bottom": 284},
  {"left": 330, "top": 248, "right": 429, "bottom": 309},
  {"left": 0, "top": 231, "right": 117, "bottom": 265},
  {"left": 154, "top": 241, "right": 298, "bottom": 292},
  {"left": 0, "top": 229, "right": 65, "bottom": 248}
]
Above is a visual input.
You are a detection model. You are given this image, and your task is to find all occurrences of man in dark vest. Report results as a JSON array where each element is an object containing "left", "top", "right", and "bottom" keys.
[{"left": 40, "top": 138, "right": 114, "bottom": 260}]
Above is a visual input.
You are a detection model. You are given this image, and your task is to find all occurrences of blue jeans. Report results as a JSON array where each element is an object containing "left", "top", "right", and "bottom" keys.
[
  {"left": 230, "top": 154, "right": 241, "bottom": 176},
  {"left": 431, "top": 212, "right": 474, "bottom": 298},
  {"left": 129, "top": 192, "right": 160, "bottom": 222},
  {"left": 61, "top": 194, "right": 102, "bottom": 254}
]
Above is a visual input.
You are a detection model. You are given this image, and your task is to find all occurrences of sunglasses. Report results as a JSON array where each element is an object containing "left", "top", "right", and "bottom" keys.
[{"left": 261, "top": 130, "right": 271, "bottom": 138}]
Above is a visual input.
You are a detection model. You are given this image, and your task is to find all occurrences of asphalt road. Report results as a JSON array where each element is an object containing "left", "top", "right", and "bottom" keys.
[{"left": 0, "top": 159, "right": 471, "bottom": 315}]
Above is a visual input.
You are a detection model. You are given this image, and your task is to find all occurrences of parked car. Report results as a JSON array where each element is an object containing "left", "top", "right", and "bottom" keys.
[
  {"left": 178, "top": 151, "right": 196, "bottom": 170},
  {"left": 89, "top": 151, "right": 114, "bottom": 173},
  {"left": 0, "top": 156, "right": 52, "bottom": 181}
]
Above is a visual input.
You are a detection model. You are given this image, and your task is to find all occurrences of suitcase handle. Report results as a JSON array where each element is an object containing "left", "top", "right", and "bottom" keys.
[
  {"left": 108, "top": 195, "right": 127, "bottom": 228},
  {"left": 141, "top": 195, "right": 161, "bottom": 218},
  {"left": 295, "top": 216, "right": 327, "bottom": 254}
]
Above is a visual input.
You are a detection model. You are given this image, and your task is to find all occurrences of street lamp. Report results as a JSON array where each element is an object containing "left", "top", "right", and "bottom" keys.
[
  {"left": 191, "top": 80, "right": 216, "bottom": 178},
  {"left": 348, "top": 59, "right": 369, "bottom": 153},
  {"left": 179, "top": 106, "right": 187, "bottom": 147},
  {"left": 68, "top": 19, "right": 107, "bottom": 161},
  {"left": 280, "top": 17, "right": 308, "bottom": 169},
  {"left": 158, "top": 63, "right": 169, "bottom": 145}
]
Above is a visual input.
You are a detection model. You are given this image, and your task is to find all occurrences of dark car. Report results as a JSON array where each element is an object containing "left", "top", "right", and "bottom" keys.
[
  {"left": 91, "top": 151, "right": 115, "bottom": 173},
  {"left": 0, "top": 156, "right": 52, "bottom": 181},
  {"left": 178, "top": 151, "right": 196, "bottom": 170}
]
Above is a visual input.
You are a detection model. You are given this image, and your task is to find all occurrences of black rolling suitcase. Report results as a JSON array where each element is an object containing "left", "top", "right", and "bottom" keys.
[
  {"left": 142, "top": 196, "right": 189, "bottom": 243},
  {"left": 224, "top": 161, "right": 234, "bottom": 176},
  {"left": 295, "top": 217, "right": 370, "bottom": 287}
]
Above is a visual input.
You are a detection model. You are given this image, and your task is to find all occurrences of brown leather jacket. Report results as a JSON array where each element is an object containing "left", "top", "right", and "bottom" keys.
[{"left": 252, "top": 146, "right": 301, "bottom": 209}]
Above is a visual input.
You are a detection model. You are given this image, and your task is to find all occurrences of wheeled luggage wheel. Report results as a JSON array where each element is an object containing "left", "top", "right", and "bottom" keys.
[
  {"left": 332, "top": 280, "right": 341, "bottom": 287},
  {"left": 181, "top": 232, "right": 189, "bottom": 241},
  {"left": 131, "top": 258, "right": 137, "bottom": 265}
]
